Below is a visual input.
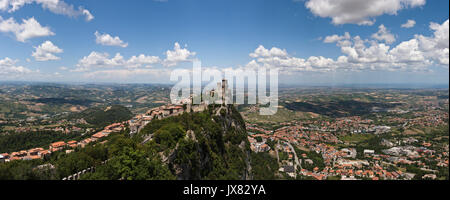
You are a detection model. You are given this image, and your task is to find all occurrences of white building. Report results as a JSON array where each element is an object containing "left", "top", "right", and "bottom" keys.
[{"left": 364, "top": 149, "right": 375, "bottom": 155}]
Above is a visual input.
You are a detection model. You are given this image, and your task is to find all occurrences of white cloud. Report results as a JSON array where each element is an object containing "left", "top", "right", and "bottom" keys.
[
  {"left": 247, "top": 45, "right": 338, "bottom": 72},
  {"left": 82, "top": 9, "right": 94, "bottom": 21},
  {"left": 0, "top": 16, "right": 54, "bottom": 42},
  {"left": 252, "top": 19, "right": 448, "bottom": 74},
  {"left": 0, "top": 0, "right": 94, "bottom": 21},
  {"left": 74, "top": 52, "right": 161, "bottom": 72},
  {"left": 330, "top": 34, "right": 418, "bottom": 70},
  {"left": 390, "top": 38, "right": 425, "bottom": 63},
  {"left": 249, "top": 45, "right": 288, "bottom": 58},
  {"left": 163, "top": 42, "right": 196, "bottom": 67},
  {"left": 305, "top": 0, "right": 426, "bottom": 25},
  {"left": 323, "top": 32, "right": 350, "bottom": 43},
  {"left": 401, "top": 19, "right": 416, "bottom": 28},
  {"left": 0, "top": 57, "right": 32, "bottom": 75},
  {"left": 75, "top": 42, "right": 194, "bottom": 71},
  {"left": 320, "top": 19, "right": 449, "bottom": 71},
  {"left": 95, "top": 31, "right": 128, "bottom": 48},
  {"left": 371, "top": 24, "right": 396, "bottom": 44},
  {"left": 415, "top": 19, "right": 449, "bottom": 65},
  {"left": 429, "top": 20, "right": 449, "bottom": 49},
  {"left": 127, "top": 54, "right": 160, "bottom": 68},
  {"left": 32, "top": 40, "right": 63, "bottom": 61},
  {"left": 74, "top": 52, "right": 126, "bottom": 72}
]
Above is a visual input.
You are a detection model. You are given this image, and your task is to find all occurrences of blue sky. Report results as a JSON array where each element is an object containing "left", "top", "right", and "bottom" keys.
[{"left": 0, "top": 0, "right": 448, "bottom": 85}]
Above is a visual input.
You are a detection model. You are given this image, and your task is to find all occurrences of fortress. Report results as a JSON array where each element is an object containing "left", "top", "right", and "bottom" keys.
[{"left": 129, "top": 79, "right": 230, "bottom": 135}]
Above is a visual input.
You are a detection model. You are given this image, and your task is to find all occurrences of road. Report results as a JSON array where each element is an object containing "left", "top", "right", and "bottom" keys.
[{"left": 286, "top": 142, "right": 301, "bottom": 176}]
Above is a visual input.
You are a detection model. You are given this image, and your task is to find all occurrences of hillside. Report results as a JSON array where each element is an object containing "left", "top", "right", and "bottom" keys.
[
  {"left": 78, "top": 104, "right": 251, "bottom": 180},
  {"left": 68, "top": 105, "right": 133, "bottom": 128},
  {"left": 140, "top": 104, "right": 251, "bottom": 180},
  {"left": 0, "top": 104, "right": 253, "bottom": 180},
  {"left": 284, "top": 100, "right": 400, "bottom": 118}
]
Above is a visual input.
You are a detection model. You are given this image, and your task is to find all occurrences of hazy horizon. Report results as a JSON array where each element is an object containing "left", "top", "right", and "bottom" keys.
[
  {"left": 1, "top": 0, "right": 449, "bottom": 85},
  {"left": 1, "top": 80, "right": 448, "bottom": 90}
]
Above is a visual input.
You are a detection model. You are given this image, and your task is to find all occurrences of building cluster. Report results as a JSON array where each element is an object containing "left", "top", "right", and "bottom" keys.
[
  {"left": 129, "top": 79, "right": 230, "bottom": 136},
  {"left": 0, "top": 123, "right": 125, "bottom": 163},
  {"left": 248, "top": 136, "right": 271, "bottom": 153},
  {"left": 129, "top": 104, "right": 188, "bottom": 135},
  {"left": 1, "top": 111, "right": 91, "bottom": 136},
  {"left": 245, "top": 103, "right": 449, "bottom": 180},
  {"left": 10, "top": 125, "right": 85, "bottom": 134}
]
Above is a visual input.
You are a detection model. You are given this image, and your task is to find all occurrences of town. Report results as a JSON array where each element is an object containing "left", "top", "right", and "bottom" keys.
[
  {"left": 245, "top": 93, "right": 449, "bottom": 180},
  {"left": 0, "top": 79, "right": 231, "bottom": 165}
]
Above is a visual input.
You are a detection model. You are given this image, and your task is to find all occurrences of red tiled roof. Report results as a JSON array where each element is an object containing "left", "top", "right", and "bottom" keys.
[
  {"left": 92, "top": 132, "right": 106, "bottom": 138},
  {"left": 51, "top": 141, "right": 66, "bottom": 148},
  {"left": 67, "top": 140, "right": 77, "bottom": 145}
]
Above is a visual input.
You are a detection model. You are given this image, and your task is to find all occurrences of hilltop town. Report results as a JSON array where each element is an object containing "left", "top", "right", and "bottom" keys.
[{"left": 0, "top": 79, "right": 231, "bottom": 165}]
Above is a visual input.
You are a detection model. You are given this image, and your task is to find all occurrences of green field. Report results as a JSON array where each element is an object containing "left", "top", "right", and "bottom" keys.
[
  {"left": 244, "top": 107, "right": 315, "bottom": 124},
  {"left": 339, "top": 134, "right": 375, "bottom": 143}
]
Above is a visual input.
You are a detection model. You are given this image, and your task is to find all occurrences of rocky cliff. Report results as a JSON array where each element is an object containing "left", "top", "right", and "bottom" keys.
[{"left": 139, "top": 105, "right": 251, "bottom": 180}]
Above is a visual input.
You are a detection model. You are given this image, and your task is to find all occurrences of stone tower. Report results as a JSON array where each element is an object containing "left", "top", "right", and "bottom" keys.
[
  {"left": 221, "top": 78, "right": 228, "bottom": 105},
  {"left": 186, "top": 95, "right": 193, "bottom": 113}
]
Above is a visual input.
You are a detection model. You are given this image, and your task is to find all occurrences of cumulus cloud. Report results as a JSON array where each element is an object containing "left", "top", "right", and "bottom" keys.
[
  {"left": 0, "top": 0, "right": 94, "bottom": 21},
  {"left": 95, "top": 31, "right": 128, "bottom": 48},
  {"left": 249, "top": 45, "right": 288, "bottom": 58},
  {"left": 251, "top": 19, "right": 448, "bottom": 74},
  {"left": 0, "top": 57, "right": 32, "bottom": 75},
  {"left": 127, "top": 54, "right": 161, "bottom": 68},
  {"left": 305, "top": 0, "right": 426, "bottom": 25},
  {"left": 328, "top": 34, "right": 417, "bottom": 71},
  {"left": 82, "top": 9, "right": 94, "bottom": 21},
  {"left": 323, "top": 32, "right": 351, "bottom": 43},
  {"left": 247, "top": 45, "right": 339, "bottom": 72},
  {"left": 74, "top": 52, "right": 125, "bottom": 72},
  {"left": 371, "top": 24, "right": 396, "bottom": 44},
  {"left": 401, "top": 19, "right": 416, "bottom": 28},
  {"left": 32, "top": 40, "right": 63, "bottom": 61},
  {"left": 74, "top": 52, "right": 160, "bottom": 72},
  {"left": 321, "top": 19, "right": 449, "bottom": 71},
  {"left": 163, "top": 42, "right": 196, "bottom": 67},
  {"left": 415, "top": 19, "right": 449, "bottom": 65},
  {"left": 390, "top": 38, "right": 425, "bottom": 63},
  {"left": 0, "top": 16, "right": 54, "bottom": 42},
  {"left": 75, "top": 42, "right": 195, "bottom": 71}
]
